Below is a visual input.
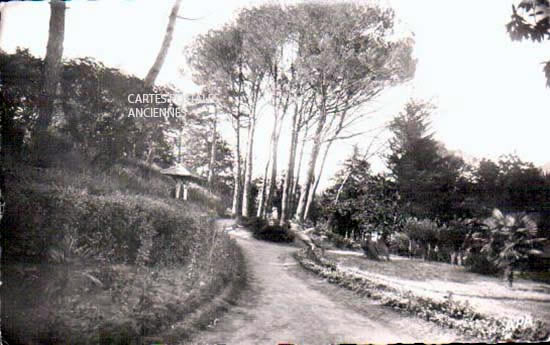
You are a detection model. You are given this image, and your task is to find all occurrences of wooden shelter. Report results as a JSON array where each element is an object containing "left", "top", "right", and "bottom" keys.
[{"left": 160, "top": 164, "right": 200, "bottom": 200}]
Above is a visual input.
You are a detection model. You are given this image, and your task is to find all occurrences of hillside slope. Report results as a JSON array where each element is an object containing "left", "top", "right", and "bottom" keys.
[{"left": 1, "top": 148, "right": 241, "bottom": 344}]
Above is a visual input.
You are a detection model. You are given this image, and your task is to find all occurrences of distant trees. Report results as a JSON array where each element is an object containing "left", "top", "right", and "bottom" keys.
[
  {"left": 507, "top": 0, "right": 550, "bottom": 86},
  {"left": 179, "top": 107, "right": 234, "bottom": 194},
  {"left": 386, "top": 100, "right": 550, "bottom": 223},
  {"left": 188, "top": 25, "right": 248, "bottom": 216},
  {"left": 315, "top": 97, "right": 550, "bottom": 272},
  {"left": 472, "top": 154, "right": 550, "bottom": 215},
  {"left": 1, "top": 50, "right": 179, "bottom": 167}
]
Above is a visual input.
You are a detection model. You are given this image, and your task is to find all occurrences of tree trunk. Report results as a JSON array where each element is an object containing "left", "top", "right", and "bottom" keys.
[
  {"left": 242, "top": 112, "right": 257, "bottom": 218},
  {"left": 256, "top": 152, "right": 271, "bottom": 218},
  {"left": 280, "top": 102, "right": 300, "bottom": 225},
  {"left": 144, "top": 0, "right": 182, "bottom": 87},
  {"left": 295, "top": 102, "right": 327, "bottom": 222},
  {"left": 231, "top": 118, "right": 242, "bottom": 218},
  {"left": 264, "top": 99, "right": 287, "bottom": 220},
  {"left": 35, "top": 0, "right": 65, "bottom": 136},
  {"left": 304, "top": 139, "right": 333, "bottom": 219},
  {"left": 264, "top": 131, "right": 278, "bottom": 219},
  {"left": 291, "top": 121, "right": 309, "bottom": 211},
  {"left": 207, "top": 115, "right": 217, "bottom": 190}
]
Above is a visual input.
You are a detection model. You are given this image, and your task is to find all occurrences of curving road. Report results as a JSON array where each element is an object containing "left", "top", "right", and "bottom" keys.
[{"left": 189, "top": 220, "right": 465, "bottom": 344}]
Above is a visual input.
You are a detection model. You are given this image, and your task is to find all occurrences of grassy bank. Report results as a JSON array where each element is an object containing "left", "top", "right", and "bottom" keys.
[{"left": 1, "top": 150, "right": 241, "bottom": 344}]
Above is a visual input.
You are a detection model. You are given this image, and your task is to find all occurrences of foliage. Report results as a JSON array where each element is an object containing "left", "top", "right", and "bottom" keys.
[
  {"left": 320, "top": 148, "right": 404, "bottom": 241},
  {"left": 241, "top": 216, "right": 295, "bottom": 243},
  {"left": 387, "top": 100, "right": 472, "bottom": 221},
  {"left": 325, "top": 231, "right": 357, "bottom": 250},
  {"left": 436, "top": 220, "right": 471, "bottom": 260},
  {"left": 253, "top": 223, "right": 295, "bottom": 243},
  {"left": 386, "top": 100, "right": 550, "bottom": 227},
  {"left": 506, "top": 0, "right": 550, "bottom": 87},
  {"left": 176, "top": 109, "right": 234, "bottom": 200},
  {"left": 464, "top": 209, "right": 548, "bottom": 273},
  {"left": 0, "top": 49, "right": 40, "bottom": 160},
  {"left": 403, "top": 218, "right": 440, "bottom": 249},
  {"left": 4, "top": 182, "right": 193, "bottom": 266},
  {"left": 188, "top": 2, "right": 416, "bottom": 221},
  {"left": 495, "top": 154, "right": 548, "bottom": 211},
  {"left": 462, "top": 252, "right": 500, "bottom": 275},
  {"left": 1, "top": 50, "right": 179, "bottom": 166}
]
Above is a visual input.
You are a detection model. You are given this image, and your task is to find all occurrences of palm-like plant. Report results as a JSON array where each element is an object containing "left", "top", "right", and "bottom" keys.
[{"left": 477, "top": 209, "right": 547, "bottom": 271}]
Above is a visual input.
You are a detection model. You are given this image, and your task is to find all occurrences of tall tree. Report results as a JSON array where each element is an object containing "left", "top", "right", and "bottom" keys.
[
  {"left": 35, "top": 0, "right": 66, "bottom": 136},
  {"left": 144, "top": 0, "right": 182, "bottom": 87},
  {"left": 387, "top": 100, "right": 438, "bottom": 218},
  {"left": 234, "top": 9, "right": 270, "bottom": 218},
  {"left": 246, "top": 5, "right": 294, "bottom": 219},
  {"left": 188, "top": 26, "right": 246, "bottom": 217},
  {"left": 387, "top": 100, "right": 468, "bottom": 221},
  {"left": 280, "top": 91, "right": 314, "bottom": 224},
  {"left": 292, "top": 2, "right": 416, "bottom": 222}
]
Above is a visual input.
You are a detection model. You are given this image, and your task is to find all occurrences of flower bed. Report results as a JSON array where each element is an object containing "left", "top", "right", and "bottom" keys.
[{"left": 295, "top": 249, "right": 549, "bottom": 342}]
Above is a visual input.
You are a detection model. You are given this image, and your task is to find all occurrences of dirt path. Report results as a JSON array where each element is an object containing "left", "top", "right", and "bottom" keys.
[{"left": 188, "top": 220, "right": 466, "bottom": 345}]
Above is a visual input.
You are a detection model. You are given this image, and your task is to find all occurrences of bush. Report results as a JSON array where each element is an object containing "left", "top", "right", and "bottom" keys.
[
  {"left": 2, "top": 185, "right": 197, "bottom": 266},
  {"left": 248, "top": 218, "right": 295, "bottom": 243},
  {"left": 326, "top": 231, "right": 357, "bottom": 249},
  {"left": 389, "top": 232, "right": 410, "bottom": 255},
  {"left": 462, "top": 209, "right": 548, "bottom": 276},
  {"left": 463, "top": 253, "right": 500, "bottom": 275}
]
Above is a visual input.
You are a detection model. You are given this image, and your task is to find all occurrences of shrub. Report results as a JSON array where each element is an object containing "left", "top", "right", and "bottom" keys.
[
  {"left": 247, "top": 218, "right": 295, "bottom": 243},
  {"left": 463, "top": 209, "right": 549, "bottom": 276},
  {"left": 326, "top": 231, "right": 356, "bottom": 249},
  {"left": 2, "top": 181, "right": 199, "bottom": 266},
  {"left": 389, "top": 232, "right": 410, "bottom": 255},
  {"left": 463, "top": 252, "right": 500, "bottom": 275}
]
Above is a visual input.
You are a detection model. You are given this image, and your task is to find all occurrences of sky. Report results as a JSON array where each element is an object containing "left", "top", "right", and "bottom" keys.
[{"left": 1, "top": 0, "right": 549, "bottom": 189}]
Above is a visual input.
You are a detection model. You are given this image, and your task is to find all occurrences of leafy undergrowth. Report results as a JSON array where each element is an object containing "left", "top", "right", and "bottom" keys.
[
  {"left": 294, "top": 249, "right": 550, "bottom": 343},
  {"left": 1, "top": 151, "right": 240, "bottom": 344},
  {"left": 3, "top": 232, "right": 242, "bottom": 345}
]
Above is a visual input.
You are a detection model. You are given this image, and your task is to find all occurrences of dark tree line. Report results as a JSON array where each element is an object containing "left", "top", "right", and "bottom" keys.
[
  {"left": 1, "top": 50, "right": 180, "bottom": 167},
  {"left": 319, "top": 99, "right": 550, "bottom": 273}
]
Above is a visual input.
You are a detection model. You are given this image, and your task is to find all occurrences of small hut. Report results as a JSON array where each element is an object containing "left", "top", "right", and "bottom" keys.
[{"left": 160, "top": 164, "right": 200, "bottom": 200}]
